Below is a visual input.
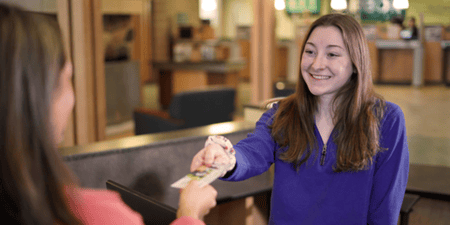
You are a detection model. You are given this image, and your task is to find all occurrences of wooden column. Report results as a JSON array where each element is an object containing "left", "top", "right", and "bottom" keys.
[
  {"left": 92, "top": 0, "right": 106, "bottom": 141},
  {"left": 70, "top": 0, "right": 107, "bottom": 144},
  {"left": 250, "top": 0, "right": 275, "bottom": 104}
]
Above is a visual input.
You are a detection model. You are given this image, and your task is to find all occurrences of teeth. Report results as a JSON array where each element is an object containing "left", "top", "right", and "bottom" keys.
[{"left": 312, "top": 74, "right": 331, "bottom": 80}]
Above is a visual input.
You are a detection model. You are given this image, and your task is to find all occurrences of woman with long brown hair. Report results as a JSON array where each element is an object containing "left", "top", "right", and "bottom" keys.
[
  {"left": 0, "top": 3, "right": 216, "bottom": 224},
  {"left": 190, "top": 14, "right": 409, "bottom": 224}
]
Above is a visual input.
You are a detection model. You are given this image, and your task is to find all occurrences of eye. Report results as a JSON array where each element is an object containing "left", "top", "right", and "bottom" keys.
[
  {"left": 328, "top": 52, "right": 339, "bottom": 57},
  {"left": 304, "top": 49, "right": 314, "bottom": 55}
]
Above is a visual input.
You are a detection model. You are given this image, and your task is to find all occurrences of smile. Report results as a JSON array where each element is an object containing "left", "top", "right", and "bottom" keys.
[{"left": 311, "top": 74, "right": 332, "bottom": 80}]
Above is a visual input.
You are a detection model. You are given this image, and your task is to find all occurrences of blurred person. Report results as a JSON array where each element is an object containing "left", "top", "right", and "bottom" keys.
[{"left": 0, "top": 3, "right": 216, "bottom": 224}]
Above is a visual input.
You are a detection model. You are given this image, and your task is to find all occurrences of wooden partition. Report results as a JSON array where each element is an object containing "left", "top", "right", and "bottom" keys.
[
  {"left": 367, "top": 41, "right": 379, "bottom": 82},
  {"left": 273, "top": 44, "right": 288, "bottom": 82},
  {"left": 379, "top": 49, "right": 414, "bottom": 83},
  {"left": 424, "top": 42, "right": 443, "bottom": 83}
]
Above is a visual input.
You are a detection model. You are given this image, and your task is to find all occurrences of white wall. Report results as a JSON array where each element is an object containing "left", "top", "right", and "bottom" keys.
[{"left": 222, "top": 0, "right": 253, "bottom": 39}]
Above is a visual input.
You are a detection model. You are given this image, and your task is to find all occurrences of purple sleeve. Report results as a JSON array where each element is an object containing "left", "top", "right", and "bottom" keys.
[
  {"left": 367, "top": 103, "right": 409, "bottom": 225},
  {"left": 221, "top": 105, "right": 278, "bottom": 181}
]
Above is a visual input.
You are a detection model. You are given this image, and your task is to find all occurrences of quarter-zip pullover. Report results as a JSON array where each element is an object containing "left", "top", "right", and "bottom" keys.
[{"left": 221, "top": 102, "right": 409, "bottom": 225}]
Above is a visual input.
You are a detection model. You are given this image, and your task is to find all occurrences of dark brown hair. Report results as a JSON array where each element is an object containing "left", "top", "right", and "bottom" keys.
[
  {"left": 270, "top": 14, "right": 385, "bottom": 172},
  {"left": 0, "top": 4, "right": 80, "bottom": 224}
]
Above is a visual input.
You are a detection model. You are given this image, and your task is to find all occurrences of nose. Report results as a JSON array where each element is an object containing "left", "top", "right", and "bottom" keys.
[{"left": 311, "top": 54, "right": 326, "bottom": 71}]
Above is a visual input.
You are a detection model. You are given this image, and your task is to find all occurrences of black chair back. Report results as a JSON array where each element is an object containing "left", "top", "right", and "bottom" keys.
[{"left": 169, "top": 87, "right": 236, "bottom": 129}]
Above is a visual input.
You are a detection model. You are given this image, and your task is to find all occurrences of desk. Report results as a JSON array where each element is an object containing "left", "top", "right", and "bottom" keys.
[
  {"left": 153, "top": 61, "right": 246, "bottom": 108},
  {"left": 375, "top": 40, "right": 423, "bottom": 86},
  {"left": 406, "top": 164, "right": 450, "bottom": 201}
]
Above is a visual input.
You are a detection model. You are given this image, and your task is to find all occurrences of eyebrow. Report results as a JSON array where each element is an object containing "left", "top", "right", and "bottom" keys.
[{"left": 305, "top": 42, "right": 344, "bottom": 50}]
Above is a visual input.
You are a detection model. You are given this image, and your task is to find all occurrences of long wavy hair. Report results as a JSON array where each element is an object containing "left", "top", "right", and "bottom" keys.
[
  {"left": 270, "top": 14, "right": 385, "bottom": 172},
  {"left": 0, "top": 4, "right": 80, "bottom": 224}
]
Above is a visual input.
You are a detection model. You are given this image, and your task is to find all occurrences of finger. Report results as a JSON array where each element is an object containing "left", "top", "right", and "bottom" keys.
[
  {"left": 203, "top": 148, "right": 216, "bottom": 166},
  {"left": 214, "top": 154, "right": 230, "bottom": 165},
  {"left": 190, "top": 149, "right": 206, "bottom": 172},
  {"left": 204, "top": 185, "right": 218, "bottom": 198},
  {"left": 192, "top": 179, "right": 202, "bottom": 186}
]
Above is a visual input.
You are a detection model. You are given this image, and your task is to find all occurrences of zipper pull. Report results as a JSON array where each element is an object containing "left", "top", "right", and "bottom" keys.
[{"left": 320, "top": 144, "right": 327, "bottom": 166}]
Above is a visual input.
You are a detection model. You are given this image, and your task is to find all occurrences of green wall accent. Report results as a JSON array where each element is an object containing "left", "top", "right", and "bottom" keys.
[{"left": 406, "top": 0, "right": 450, "bottom": 25}]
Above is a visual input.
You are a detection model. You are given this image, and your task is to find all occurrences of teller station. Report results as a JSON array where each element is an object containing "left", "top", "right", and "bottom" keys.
[
  {"left": 62, "top": 121, "right": 272, "bottom": 225},
  {"left": 60, "top": 117, "right": 449, "bottom": 225}
]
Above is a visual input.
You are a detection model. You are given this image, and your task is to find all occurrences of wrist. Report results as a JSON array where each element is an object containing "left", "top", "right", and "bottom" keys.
[{"left": 177, "top": 208, "right": 199, "bottom": 220}]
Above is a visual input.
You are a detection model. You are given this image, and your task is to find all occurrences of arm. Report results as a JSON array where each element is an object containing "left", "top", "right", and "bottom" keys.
[
  {"left": 367, "top": 104, "right": 409, "bottom": 225},
  {"left": 221, "top": 105, "right": 279, "bottom": 181}
]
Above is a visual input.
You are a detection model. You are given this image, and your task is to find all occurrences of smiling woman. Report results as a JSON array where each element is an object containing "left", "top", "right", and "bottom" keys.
[{"left": 189, "top": 13, "right": 409, "bottom": 225}]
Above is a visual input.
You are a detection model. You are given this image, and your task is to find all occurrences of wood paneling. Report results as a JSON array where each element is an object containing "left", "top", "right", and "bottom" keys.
[
  {"left": 368, "top": 41, "right": 379, "bottom": 82},
  {"left": 424, "top": 42, "right": 443, "bottom": 83},
  {"left": 172, "top": 70, "right": 208, "bottom": 94},
  {"left": 379, "top": 49, "right": 414, "bottom": 83},
  {"left": 273, "top": 46, "right": 288, "bottom": 82},
  {"left": 238, "top": 40, "right": 251, "bottom": 81},
  {"left": 250, "top": 0, "right": 275, "bottom": 104},
  {"left": 71, "top": 0, "right": 96, "bottom": 144},
  {"left": 138, "top": 0, "right": 152, "bottom": 86}
]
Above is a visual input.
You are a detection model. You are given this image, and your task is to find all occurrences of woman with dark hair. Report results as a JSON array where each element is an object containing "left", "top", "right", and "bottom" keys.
[
  {"left": 190, "top": 14, "right": 409, "bottom": 224},
  {"left": 0, "top": 3, "right": 216, "bottom": 224}
]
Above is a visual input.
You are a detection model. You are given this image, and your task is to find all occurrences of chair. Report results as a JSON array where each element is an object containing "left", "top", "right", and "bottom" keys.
[
  {"left": 106, "top": 180, "right": 177, "bottom": 225},
  {"left": 134, "top": 87, "right": 236, "bottom": 135}
]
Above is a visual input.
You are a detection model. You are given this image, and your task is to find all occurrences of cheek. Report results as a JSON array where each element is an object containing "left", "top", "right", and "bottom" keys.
[
  {"left": 333, "top": 61, "right": 353, "bottom": 80},
  {"left": 300, "top": 57, "right": 311, "bottom": 77}
]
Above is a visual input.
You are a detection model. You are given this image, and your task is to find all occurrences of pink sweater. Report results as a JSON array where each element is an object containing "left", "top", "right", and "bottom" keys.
[{"left": 67, "top": 188, "right": 205, "bottom": 225}]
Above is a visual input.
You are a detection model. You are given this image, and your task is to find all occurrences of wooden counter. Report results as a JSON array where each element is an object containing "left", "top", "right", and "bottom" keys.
[
  {"left": 375, "top": 40, "right": 423, "bottom": 86},
  {"left": 153, "top": 60, "right": 246, "bottom": 108}
]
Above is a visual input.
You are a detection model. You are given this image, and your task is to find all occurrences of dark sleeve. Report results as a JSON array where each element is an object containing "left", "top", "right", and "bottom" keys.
[{"left": 367, "top": 103, "right": 409, "bottom": 225}]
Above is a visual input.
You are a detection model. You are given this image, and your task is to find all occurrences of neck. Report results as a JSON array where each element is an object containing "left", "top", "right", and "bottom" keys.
[{"left": 316, "top": 95, "right": 335, "bottom": 120}]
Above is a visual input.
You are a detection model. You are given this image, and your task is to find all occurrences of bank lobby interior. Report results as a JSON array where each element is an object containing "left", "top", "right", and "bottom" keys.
[{"left": 13, "top": 0, "right": 450, "bottom": 224}]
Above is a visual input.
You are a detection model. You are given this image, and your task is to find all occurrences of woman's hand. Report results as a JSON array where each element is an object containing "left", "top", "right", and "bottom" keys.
[
  {"left": 190, "top": 136, "right": 237, "bottom": 175},
  {"left": 190, "top": 143, "right": 231, "bottom": 172},
  {"left": 177, "top": 180, "right": 217, "bottom": 220}
]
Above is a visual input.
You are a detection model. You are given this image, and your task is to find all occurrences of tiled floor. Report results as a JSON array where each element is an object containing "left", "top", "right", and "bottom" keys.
[
  {"left": 142, "top": 83, "right": 450, "bottom": 167},
  {"left": 374, "top": 85, "right": 450, "bottom": 167}
]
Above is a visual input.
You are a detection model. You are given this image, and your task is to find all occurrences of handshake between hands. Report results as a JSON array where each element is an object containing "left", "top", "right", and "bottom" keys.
[{"left": 175, "top": 136, "right": 237, "bottom": 221}]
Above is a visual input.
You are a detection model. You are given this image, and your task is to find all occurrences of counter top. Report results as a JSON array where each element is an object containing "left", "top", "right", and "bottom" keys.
[
  {"left": 152, "top": 60, "right": 246, "bottom": 73},
  {"left": 60, "top": 121, "right": 255, "bottom": 158},
  {"left": 375, "top": 40, "right": 421, "bottom": 49}
]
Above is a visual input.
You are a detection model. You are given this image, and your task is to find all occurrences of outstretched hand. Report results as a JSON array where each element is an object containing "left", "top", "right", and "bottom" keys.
[
  {"left": 190, "top": 136, "right": 236, "bottom": 175},
  {"left": 177, "top": 180, "right": 217, "bottom": 220},
  {"left": 190, "top": 143, "right": 231, "bottom": 172}
]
